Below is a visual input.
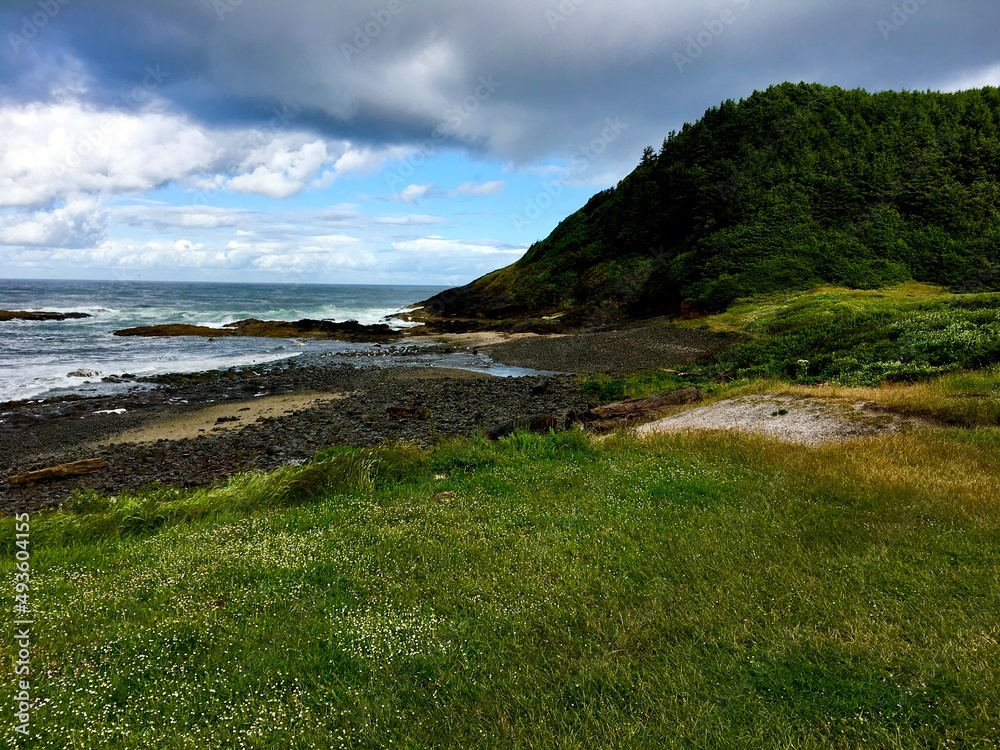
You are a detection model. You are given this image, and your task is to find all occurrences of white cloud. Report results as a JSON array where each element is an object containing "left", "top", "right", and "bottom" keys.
[
  {"left": 226, "top": 139, "right": 331, "bottom": 199},
  {"left": 392, "top": 236, "right": 525, "bottom": 257},
  {"left": 374, "top": 214, "right": 447, "bottom": 225},
  {"left": 452, "top": 180, "right": 504, "bottom": 197},
  {"left": 0, "top": 99, "right": 377, "bottom": 210},
  {"left": 390, "top": 183, "right": 435, "bottom": 204},
  {"left": 34, "top": 233, "right": 368, "bottom": 276},
  {"left": 0, "top": 198, "right": 108, "bottom": 248},
  {"left": 0, "top": 102, "right": 218, "bottom": 207},
  {"left": 332, "top": 146, "right": 414, "bottom": 175},
  {"left": 114, "top": 204, "right": 247, "bottom": 230},
  {"left": 937, "top": 62, "right": 1000, "bottom": 92},
  {"left": 385, "top": 180, "right": 506, "bottom": 204}
]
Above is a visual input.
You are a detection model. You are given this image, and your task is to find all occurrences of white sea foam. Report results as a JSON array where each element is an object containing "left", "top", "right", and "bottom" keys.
[{"left": 0, "top": 280, "right": 460, "bottom": 402}]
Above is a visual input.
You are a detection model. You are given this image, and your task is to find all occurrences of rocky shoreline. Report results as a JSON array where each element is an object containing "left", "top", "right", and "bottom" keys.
[
  {"left": 0, "top": 317, "right": 731, "bottom": 514},
  {"left": 0, "top": 359, "right": 591, "bottom": 514}
]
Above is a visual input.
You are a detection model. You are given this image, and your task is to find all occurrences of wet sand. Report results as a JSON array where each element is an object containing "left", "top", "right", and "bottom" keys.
[{"left": 97, "top": 392, "right": 350, "bottom": 445}]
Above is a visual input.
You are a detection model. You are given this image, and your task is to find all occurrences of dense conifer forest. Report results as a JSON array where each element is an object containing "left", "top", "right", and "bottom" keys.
[{"left": 429, "top": 83, "right": 1000, "bottom": 318}]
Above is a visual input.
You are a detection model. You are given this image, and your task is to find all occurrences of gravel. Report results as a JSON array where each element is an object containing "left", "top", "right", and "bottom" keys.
[{"left": 478, "top": 318, "right": 733, "bottom": 374}]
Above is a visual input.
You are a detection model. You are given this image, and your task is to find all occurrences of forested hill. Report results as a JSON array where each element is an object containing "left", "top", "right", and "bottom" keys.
[{"left": 425, "top": 82, "right": 1000, "bottom": 321}]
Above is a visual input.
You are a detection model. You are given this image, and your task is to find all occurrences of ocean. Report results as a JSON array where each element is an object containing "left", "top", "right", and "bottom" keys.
[{"left": 0, "top": 279, "right": 526, "bottom": 404}]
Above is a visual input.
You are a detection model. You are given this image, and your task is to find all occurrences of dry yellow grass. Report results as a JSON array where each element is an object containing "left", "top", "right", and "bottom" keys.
[
  {"left": 642, "top": 425, "right": 1000, "bottom": 520},
  {"left": 720, "top": 370, "right": 1000, "bottom": 426},
  {"left": 772, "top": 430, "right": 1000, "bottom": 517}
]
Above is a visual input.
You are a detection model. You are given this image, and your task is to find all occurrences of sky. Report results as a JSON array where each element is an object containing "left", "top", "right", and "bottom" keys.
[{"left": 0, "top": 0, "right": 998, "bottom": 286}]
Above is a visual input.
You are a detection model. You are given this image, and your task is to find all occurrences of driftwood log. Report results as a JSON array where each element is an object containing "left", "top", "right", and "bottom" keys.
[
  {"left": 571, "top": 388, "right": 702, "bottom": 433},
  {"left": 8, "top": 458, "right": 109, "bottom": 486}
]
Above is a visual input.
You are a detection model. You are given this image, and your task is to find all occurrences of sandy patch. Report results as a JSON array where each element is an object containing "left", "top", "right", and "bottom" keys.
[
  {"left": 98, "top": 392, "right": 347, "bottom": 445},
  {"left": 636, "top": 394, "right": 930, "bottom": 445},
  {"left": 409, "top": 331, "right": 562, "bottom": 348}
]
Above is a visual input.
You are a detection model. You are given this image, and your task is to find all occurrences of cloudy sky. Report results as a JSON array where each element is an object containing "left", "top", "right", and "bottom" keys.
[{"left": 0, "top": 0, "right": 997, "bottom": 285}]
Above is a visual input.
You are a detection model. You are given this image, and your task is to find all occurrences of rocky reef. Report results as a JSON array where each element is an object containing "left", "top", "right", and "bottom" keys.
[
  {"left": 114, "top": 318, "right": 399, "bottom": 342},
  {"left": 0, "top": 310, "right": 91, "bottom": 321}
]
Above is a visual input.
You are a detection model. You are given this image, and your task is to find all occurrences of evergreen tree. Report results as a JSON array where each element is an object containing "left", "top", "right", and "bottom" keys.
[{"left": 430, "top": 83, "right": 1000, "bottom": 317}]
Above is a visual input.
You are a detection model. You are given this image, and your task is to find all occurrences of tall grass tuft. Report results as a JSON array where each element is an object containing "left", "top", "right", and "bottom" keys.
[{"left": 6, "top": 443, "right": 427, "bottom": 549}]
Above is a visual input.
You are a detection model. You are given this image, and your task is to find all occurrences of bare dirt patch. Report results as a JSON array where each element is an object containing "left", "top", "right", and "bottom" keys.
[{"left": 636, "top": 394, "right": 932, "bottom": 445}]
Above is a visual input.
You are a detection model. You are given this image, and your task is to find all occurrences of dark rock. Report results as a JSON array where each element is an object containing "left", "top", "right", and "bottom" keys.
[
  {"left": 114, "top": 318, "right": 399, "bottom": 342},
  {"left": 530, "top": 380, "right": 549, "bottom": 395},
  {"left": 0, "top": 310, "right": 91, "bottom": 322},
  {"left": 387, "top": 405, "right": 432, "bottom": 421}
]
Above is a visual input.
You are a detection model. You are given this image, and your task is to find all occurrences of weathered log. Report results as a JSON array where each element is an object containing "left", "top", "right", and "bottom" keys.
[
  {"left": 589, "top": 388, "right": 701, "bottom": 420},
  {"left": 566, "top": 388, "right": 702, "bottom": 433},
  {"left": 8, "top": 458, "right": 109, "bottom": 486},
  {"left": 486, "top": 413, "right": 558, "bottom": 440}
]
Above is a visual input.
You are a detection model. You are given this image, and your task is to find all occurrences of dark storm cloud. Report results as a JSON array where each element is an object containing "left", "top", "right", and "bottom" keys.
[{"left": 2, "top": 0, "right": 998, "bottom": 167}]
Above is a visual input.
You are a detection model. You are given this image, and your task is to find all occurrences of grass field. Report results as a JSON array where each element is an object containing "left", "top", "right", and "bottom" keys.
[{"left": 4, "top": 425, "right": 999, "bottom": 748}]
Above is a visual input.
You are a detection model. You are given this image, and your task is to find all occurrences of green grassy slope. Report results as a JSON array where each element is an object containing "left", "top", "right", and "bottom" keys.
[
  {"left": 4, "top": 429, "right": 1000, "bottom": 748},
  {"left": 426, "top": 83, "right": 1000, "bottom": 320},
  {"left": 688, "top": 282, "right": 1000, "bottom": 385}
]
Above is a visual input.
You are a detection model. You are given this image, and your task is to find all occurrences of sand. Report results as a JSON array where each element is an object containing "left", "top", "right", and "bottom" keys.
[
  {"left": 409, "top": 331, "right": 558, "bottom": 348},
  {"left": 635, "top": 394, "right": 930, "bottom": 445},
  {"left": 98, "top": 392, "right": 348, "bottom": 445}
]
